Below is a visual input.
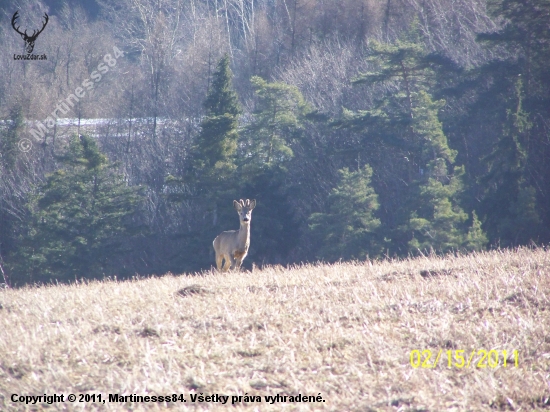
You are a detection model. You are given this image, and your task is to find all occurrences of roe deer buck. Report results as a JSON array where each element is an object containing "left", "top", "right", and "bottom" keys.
[{"left": 213, "top": 199, "right": 256, "bottom": 272}]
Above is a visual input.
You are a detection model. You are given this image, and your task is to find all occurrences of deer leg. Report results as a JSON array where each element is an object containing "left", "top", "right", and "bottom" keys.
[
  {"left": 222, "top": 255, "right": 232, "bottom": 272},
  {"left": 215, "top": 254, "right": 224, "bottom": 271},
  {"left": 233, "top": 250, "right": 247, "bottom": 271},
  {"left": 228, "top": 254, "right": 237, "bottom": 271}
]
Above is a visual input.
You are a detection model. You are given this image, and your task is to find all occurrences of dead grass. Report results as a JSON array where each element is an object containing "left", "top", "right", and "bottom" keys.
[{"left": 1, "top": 248, "right": 550, "bottom": 411}]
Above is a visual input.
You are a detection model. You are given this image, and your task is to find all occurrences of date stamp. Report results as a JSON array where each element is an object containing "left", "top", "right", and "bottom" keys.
[{"left": 410, "top": 349, "right": 519, "bottom": 369}]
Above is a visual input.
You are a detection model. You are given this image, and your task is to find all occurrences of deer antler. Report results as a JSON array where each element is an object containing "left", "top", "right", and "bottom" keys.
[
  {"left": 11, "top": 11, "right": 49, "bottom": 54},
  {"left": 11, "top": 11, "right": 48, "bottom": 41},
  {"left": 29, "top": 13, "right": 49, "bottom": 40},
  {"left": 11, "top": 11, "right": 26, "bottom": 37}
]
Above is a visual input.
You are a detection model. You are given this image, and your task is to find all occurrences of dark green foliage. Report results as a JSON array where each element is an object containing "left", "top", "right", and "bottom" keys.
[
  {"left": 466, "top": 212, "right": 488, "bottom": 252},
  {"left": 353, "top": 38, "right": 458, "bottom": 121},
  {"left": 344, "top": 35, "right": 486, "bottom": 255},
  {"left": 0, "top": 105, "right": 24, "bottom": 170},
  {"left": 412, "top": 92, "right": 456, "bottom": 165},
  {"left": 13, "top": 135, "right": 143, "bottom": 284},
  {"left": 343, "top": 37, "right": 458, "bottom": 184},
  {"left": 354, "top": 41, "right": 432, "bottom": 101},
  {"left": 191, "top": 54, "right": 241, "bottom": 182},
  {"left": 240, "top": 77, "right": 309, "bottom": 173},
  {"left": 498, "top": 185, "right": 541, "bottom": 245},
  {"left": 203, "top": 55, "right": 241, "bottom": 118},
  {"left": 480, "top": 79, "right": 542, "bottom": 246},
  {"left": 242, "top": 170, "right": 300, "bottom": 266},
  {"left": 406, "top": 92, "right": 477, "bottom": 253},
  {"left": 236, "top": 77, "right": 311, "bottom": 266},
  {"left": 478, "top": 0, "right": 550, "bottom": 98},
  {"left": 0, "top": 105, "right": 26, "bottom": 286},
  {"left": 309, "top": 165, "right": 381, "bottom": 262},
  {"left": 407, "top": 166, "right": 469, "bottom": 253},
  {"left": 472, "top": 0, "right": 550, "bottom": 246}
]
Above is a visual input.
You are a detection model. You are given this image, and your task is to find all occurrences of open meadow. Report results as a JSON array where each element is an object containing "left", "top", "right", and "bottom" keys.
[{"left": 1, "top": 248, "right": 550, "bottom": 411}]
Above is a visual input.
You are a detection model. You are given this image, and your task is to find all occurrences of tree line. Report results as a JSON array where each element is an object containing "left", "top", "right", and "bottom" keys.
[{"left": 0, "top": 0, "right": 548, "bottom": 286}]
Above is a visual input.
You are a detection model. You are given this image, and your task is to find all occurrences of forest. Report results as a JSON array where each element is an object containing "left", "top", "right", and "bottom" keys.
[{"left": 0, "top": 0, "right": 548, "bottom": 286}]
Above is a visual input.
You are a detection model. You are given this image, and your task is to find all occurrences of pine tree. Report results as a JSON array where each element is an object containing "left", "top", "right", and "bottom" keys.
[
  {"left": 475, "top": 0, "right": 550, "bottom": 246},
  {"left": 168, "top": 53, "right": 241, "bottom": 217},
  {"left": 466, "top": 211, "right": 489, "bottom": 252},
  {"left": 191, "top": 54, "right": 241, "bottom": 182},
  {"left": 407, "top": 92, "right": 482, "bottom": 253},
  {"left": 0, "top": 105, "right": 26, "bottom": 287},
  {"left": 308, "top": 165, "right": 381, "bottom": 261},
  {"left": 506, "top": 185, "right": 541, "bottom": 244},
  {"left": 240, "top": 76, "right": 309, "bottom": 174},
  {"left": 407, "top": 165, "right": 469, "bottom": 253},
  {"left": 478, "top": 0, "right": 550, "bottom": 98},
  {"left": 352, "top": 27, "right": 458, "bottom": 124},
  {"left": 0, "top": 105, "right": 24, "bottom": 170},
  {"left": 346, "top": 34, "right": 485, "bottom": 254},
  {"left": 14, "top": 135, "right": 143, "bottom": 284},
  {"left": 234, "top": 77, "right": 311, "bottom": 266},
  {"left": 481, "top": 79, "right": 541, "bottom": 246},
  {"left": 354, "top": 40, "right": 433, "bottom": 120}
]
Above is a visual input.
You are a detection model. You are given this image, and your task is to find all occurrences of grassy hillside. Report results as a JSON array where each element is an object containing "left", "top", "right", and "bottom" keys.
[{"left": 1, "top": 248, "right": 549, "bottom": 411}]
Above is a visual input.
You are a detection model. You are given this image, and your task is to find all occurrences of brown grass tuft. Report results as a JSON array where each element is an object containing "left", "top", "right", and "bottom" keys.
[{"left": 1, "top": 248, "right": 550, "bottom": 410}]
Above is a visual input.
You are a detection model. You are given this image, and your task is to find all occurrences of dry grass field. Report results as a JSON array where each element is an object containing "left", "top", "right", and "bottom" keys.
[{"left": 1, "top": 248, "right": 550, "bottom": 411}]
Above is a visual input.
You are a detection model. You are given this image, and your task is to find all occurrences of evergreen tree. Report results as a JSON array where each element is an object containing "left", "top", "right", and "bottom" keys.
[
  {"left": 191, "top": 54, "right": 241, "bottom": 183},
  {"left": 505, "top": 185, "right": 541, "bottom": 244},
  {"left": 352, "top": 22, "right": 458, "bottom": 120},
  {"left": 13, "top": 135, "right": 143, "bottom": 284},
  {"left": 240, "top": 76, "right": 309, "bottom": 174},
  {"left": 343, "top": 33, "right": 486, "bottom": 254},
  {"left": 354, "top": 40, "right": 434, "bottom": 120},
  {"left": 0, "top": 105, "right": 24, "bottom": 170},
  {"left": 407, "top": 92, "right": 484, "bottom": 253},
  {"left": 478, "top": 0, "right": 550, "bottom": 98},
  {"left": 474, "top": 0, "right": 550, "bottom": 246},
  {"left": 235, "top": 77, "right": 311, "bottom": 266},
  {"left": 465, "top": 211, "right": 488, "bottom": 252},
  {"left": 0, "top": 105, "right": 26, "bottom": 287},
  {"left": 308, "top": 165, "right": 381, "bottom": 261},
  {"left": 407, "top": 167, "right": 470, "bottom": 253},
  {"left": 481, "top": 80, "right": 541, "bottom": 246}
]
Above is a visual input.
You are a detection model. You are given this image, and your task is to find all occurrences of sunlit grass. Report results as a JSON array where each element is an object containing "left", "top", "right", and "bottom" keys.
[{"left": 1, "top": 248, "right": 549, "bottom": 411}]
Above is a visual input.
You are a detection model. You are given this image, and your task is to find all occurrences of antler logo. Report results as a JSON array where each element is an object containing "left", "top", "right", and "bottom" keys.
[{"left": 11, "top": 11, "right": 49, "bottom": 54}]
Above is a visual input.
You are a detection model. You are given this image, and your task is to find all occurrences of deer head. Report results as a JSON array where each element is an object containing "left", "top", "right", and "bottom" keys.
[
  {"left": 234, "top": 199, "right": 256, "bottom": 223},
  {"left": 12, "top": 11, "right": 49, "bottom": 54}
]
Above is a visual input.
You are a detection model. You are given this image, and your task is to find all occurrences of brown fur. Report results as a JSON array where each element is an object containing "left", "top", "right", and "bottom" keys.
[{"left": 213, "top": 199, "right": 256, "bottom": 272}]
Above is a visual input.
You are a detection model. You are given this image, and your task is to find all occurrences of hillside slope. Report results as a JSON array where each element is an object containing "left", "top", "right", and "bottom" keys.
[{"left": 1, "top": 248, "right": 549, "bottom": 411}]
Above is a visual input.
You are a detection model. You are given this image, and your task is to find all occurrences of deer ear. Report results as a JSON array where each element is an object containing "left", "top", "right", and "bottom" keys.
[
  {"left": 234, "top": 200, "right": 242, "bottom": 211},
  {"left": 250, "top": 199, "right": 256, "bottom": 210}
]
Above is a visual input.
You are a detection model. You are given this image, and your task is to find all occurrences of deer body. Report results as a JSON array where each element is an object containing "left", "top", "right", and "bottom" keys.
[{"left": 213, "top": 199, "right": 256, "bottom": 271}]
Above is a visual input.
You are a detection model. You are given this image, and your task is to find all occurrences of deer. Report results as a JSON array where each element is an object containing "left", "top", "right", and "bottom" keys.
[
  {"left": 11, "top": 11, "right": 49, "bottom": 54},
  {"left": 213, "top": 199, "right": 256, "bottom": 272}
]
